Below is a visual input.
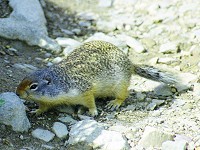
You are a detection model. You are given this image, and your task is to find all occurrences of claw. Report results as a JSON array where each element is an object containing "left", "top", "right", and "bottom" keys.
[{"left": 106, "top": 100, "right": 121, "bottom": 111}]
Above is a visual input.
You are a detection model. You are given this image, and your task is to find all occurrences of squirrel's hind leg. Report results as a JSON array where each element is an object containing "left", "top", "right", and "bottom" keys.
[{"left": 106, "top": 81, "right": 129, "bottom": 111}]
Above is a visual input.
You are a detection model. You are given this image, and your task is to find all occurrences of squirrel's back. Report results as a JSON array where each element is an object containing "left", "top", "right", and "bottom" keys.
[{"left": 51, "top": 40, "right": 133, "bottom": 93}]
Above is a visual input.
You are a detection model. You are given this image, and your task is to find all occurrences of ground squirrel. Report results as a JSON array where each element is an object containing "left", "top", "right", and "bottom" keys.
[{"left": 16, "top": 40, "right": 178, "bottom": 116}]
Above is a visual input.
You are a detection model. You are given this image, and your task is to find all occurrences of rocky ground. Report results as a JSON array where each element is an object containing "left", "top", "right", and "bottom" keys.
[{"left": 0, "top": 0, "right": 200, "bottom": 149}]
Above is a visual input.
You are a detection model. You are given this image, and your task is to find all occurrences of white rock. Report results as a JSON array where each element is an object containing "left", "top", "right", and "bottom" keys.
[
  {"left": 32, "top": 128, "right": 55, "bottom": 142},
  {"left": 193, "top": 29, "right": 200, "bottom": 39},
  {"left": 192, "top": 83, "right": 200, "bottom": 96},
  {"left": 52, "top": 122, "right": 68, "bottom": 139},
  {"left": 85, "top": 32, "right": 127, "bottom": 50},
  {"left": 109, "top": 125, "right": 128, "bottom": 133},
  {"left": 158, "top": 57, "right": 177, "bottom": 65},
  {"left": 0, "top": 92, "right": 31, "bottom": 132},
  {"left": 138, "top": 126, "right": 174, "bottom": 148},
  {"left": 55, "top": 37, "right": 81, "bottom": 48},
  {"left": 52, "top": 57, "right": 63, "bottom": 64},
  {"left": 178, "top": 72, "right": 197, "bottom": 84},
  {"left": 159, "top": 42, "right": 178, "bottom": 54},
  {"left": 63, "top": 46, "right": 75, "bottom": 56},
  {"left": 68, "top": 120, "right": 130, "bottom": 150},
  {"left": 96, "top": 20, "right": 117, "bottom": 32},
  {"left": 116, "top": 34, "right": 146, "bottom": 53},
  {"left": 77, "top": 12, "right": 98, "bottom": 21},
  {"left": 162, "top": 140, "right": 187, "bottom": 150},
  {"left": 98, "top": 0, "right": 113, "bottom": 7}
]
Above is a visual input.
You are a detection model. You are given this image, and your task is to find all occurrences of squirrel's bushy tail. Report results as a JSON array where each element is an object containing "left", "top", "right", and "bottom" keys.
[{"left": 133, "top": 64, "right": 178, "bottom": 85}]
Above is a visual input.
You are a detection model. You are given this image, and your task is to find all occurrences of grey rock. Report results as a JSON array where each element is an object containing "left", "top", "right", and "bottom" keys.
[
  {"left": 32, "top": 128, "right": 55, "bottom": 142},
  {"left": 78, "top": 21, "right": 91, "bottom": 27},
  {"left": 41, "top": 144, "right": 55, "bottom": 150},
  {"left": 152, "top": 99, "right": 165, "bottom": 106},
  {"left": 138, "top": 126, "right": 174, "bottom": 148},
  {"left": 0, "top": 0, "right": 60, "bottom": 52},
  {"left": 52, "top": 122, "right": 68, "bottom": 139},
  {"left": 159, "top": 42, "right": 178, "bottom": 54},
  {"left": 13, "top": 63, "right": 38, "bottom": 73},
  {"left": 124, "top": 104, "right": 136, "bottom": 111},
  {"left": 60, "top": 29, "right": 74, "bottom": 36},
  {"left": 146, "top": 102, "right": 157, "bottom": 111},
  {"left": 44, "top": 53, "right": 52, "bottom": 58},
  {"left": 136, "top": 92, "right": 146, "bottom": 101},
  {"left": 154, "top": 84, "right": 173, "bottom": 96},
  {"left": 71, "top": 28, "right": 81, "bottom": 35},
  {"left": 147, "top": 99, "right": 165, "bottom": 111},
  {"left": 58, "top": 115, "right": 77, "bottom": 125},
  {"left": 78, "top": 115, "right": 93, "bottom": 120},
  {"left": 46, "top": 62, "right": 53, "bottom": 67},
  {"left": 0, "top": 92, "right": 31, "bottom": 132},
  {"left": 162, "top": 140, "right": 187, "bottom": 150},
  {"left": 68, "top": 120, "right": 130, "bottom": 150}
]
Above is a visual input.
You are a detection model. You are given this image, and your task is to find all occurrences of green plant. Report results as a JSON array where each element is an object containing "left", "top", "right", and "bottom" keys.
[{"left": 0, "top": 98, "right": 5, "bottom": 107}]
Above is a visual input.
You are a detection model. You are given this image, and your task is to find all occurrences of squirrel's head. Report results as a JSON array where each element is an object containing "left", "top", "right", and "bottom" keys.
[{"left": 16, "top": 68, "right": 64, "bottom": 101}]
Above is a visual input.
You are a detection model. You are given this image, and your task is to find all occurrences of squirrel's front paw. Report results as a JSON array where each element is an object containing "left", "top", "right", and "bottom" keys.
[{"left": 30, "top": 109, "right": 44, "bottom": 116}]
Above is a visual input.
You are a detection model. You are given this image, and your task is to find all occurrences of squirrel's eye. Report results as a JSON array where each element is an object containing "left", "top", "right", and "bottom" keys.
[{"left": 30, "top": 83, "right": 38, "bottom": 90}]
